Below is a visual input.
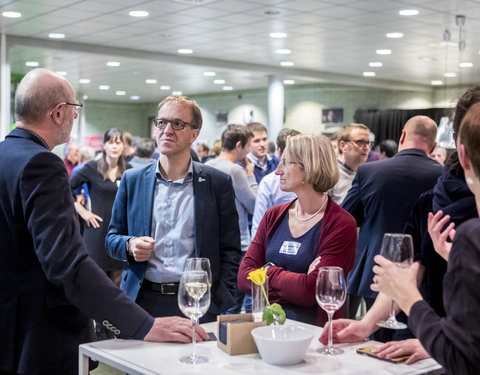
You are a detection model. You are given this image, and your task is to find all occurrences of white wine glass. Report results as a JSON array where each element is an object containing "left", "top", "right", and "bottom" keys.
[
  {"left": 376, "top": 233, "right": 414, "bottom": 330},
  {"left": 178, "top": 270, "right": 211, "bottom": 364},
  {"left": 316, "top": 266, "right": 346, "bottom": 356},
  {"left": 185, "top": 257, "right": 212, "bottom": 287}
]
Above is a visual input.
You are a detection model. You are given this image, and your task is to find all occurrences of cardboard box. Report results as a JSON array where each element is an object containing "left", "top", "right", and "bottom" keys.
[{"left": 217, "top": 313, "right": 266, "bottom": 355}]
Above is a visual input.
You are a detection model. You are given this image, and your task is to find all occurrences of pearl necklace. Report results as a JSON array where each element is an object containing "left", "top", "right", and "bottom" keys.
[{"left": 295, "top": 196, "right": 328, "bottom": 222}]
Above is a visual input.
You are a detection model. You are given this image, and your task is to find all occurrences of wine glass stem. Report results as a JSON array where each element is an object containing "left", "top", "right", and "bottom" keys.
[
  {"left": 389, "top": 300, "right": 396, "bottom": 322},
  {"left": 327, "top": 311, "right": 334, "bottom": 349}
]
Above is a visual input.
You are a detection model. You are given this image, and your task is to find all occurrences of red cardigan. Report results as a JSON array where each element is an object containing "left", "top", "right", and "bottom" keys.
[{"left": 238, "top": 196, "right": 357, "bottom": 326}]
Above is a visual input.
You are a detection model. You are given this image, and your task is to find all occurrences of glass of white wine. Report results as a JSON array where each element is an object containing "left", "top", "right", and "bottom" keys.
[
  {"left": 376, "top": 233, "right": 414, "bottom": 330},
  {"left": 185, "top": 257, "right": 212, "bottom": 287},
  {"left": 178, "top": 269, "right": 211, "bottom": 364}
]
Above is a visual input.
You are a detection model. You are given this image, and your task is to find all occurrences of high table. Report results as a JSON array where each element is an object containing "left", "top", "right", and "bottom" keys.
[{"left": 79, "top": 320, "right": 443, "bottom": 375}]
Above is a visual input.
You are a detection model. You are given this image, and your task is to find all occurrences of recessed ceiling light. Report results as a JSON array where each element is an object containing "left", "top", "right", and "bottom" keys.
[
  {"left": 145, "top": 79, "right": 157, "bottom": 84},
  {"left": 363, "top": 72, "right": 376, "bottom": 77},
  {"left": 222, "top": 86, "right": 233, "bottom": 91},
  {"left": 270, "top": 32, "right": 287, "bottom": 38},
  {"left": 172, "top": 91, "right": 183, "bottom": 95},
  {"left": 115, "top": 91, "right": 126, "bottom": 96},
  {"left": 83, "top": 95, "right": 88, "bottom": 100},
  {"left": 399, "top": 9, "right": 419, "bottom": 16},
  {"left": 79, "top": 79, "right": 90, "bottom": 84},
  {"left": 276, "top": 49, "right": 291, "bottom": 55},
  {"left": 431, "top": 80, "right": 443, "bottom": 85},
  {"left": 283, "top": 79, "right": 295, "bottom": 85},
  {"left": 203, "top": 71, "right": 216, "bottom": 77},
  {"left": 444, "top": 72, "right": 456, "bottom": 77},
  {"left": 386, "top": 32, "right": 403, "bottom": 38},
  {"left": 99, "top": 85, "right": 110, "bottom": 90},
  {"left": 376, "top": 49, "right": 392, "bottom": 55},
  {"left": 177, "top": 49, "right": 193, "bottom": 54},
  {"left": 106, "top": 61, "right": 120, "bottom": 67},
  {"left": 48, "top": 33, "right": 65, "bottom": 39},
  {"left": 2, "top": 11, "right": 21, "bottom": 18},
  {"left": 418, "top": 56, "right": 437, "bottom": 62},
  {"left": 129, "top": 10, "right": 149, "bottom": 17},
  {"left": 214, "top": 79, "right": 226, "bottom": 84},
  {"left": 369, "top": 62, "right": 383, "bottom": 67},
  {"left": 25, "top": 61, "right": 39, "bottom": 67},
  {"left": 459, "top": 62, "right": 473, "bottom": 68},
  {"left": 56, "top": 71, "right": 67, "bottom": 76},
  {"left": 280, "top": 61, "right": 294, "bottom": 67},
  {"left": 130, "top": 95, "right": 140, "bottom": 100},
  {"left": 160, "top": 85, "right": 171, "bottom": 90}
]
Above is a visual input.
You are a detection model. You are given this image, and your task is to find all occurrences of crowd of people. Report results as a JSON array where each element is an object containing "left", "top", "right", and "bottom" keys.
[{"left": 1, "top": 68, "right": 479, "bottom": 375}]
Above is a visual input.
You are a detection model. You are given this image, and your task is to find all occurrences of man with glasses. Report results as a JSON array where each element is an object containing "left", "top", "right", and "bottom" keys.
[
  {"left": 0, "top": 69, "right": 206, "bottom": 375},
  {"left": 106, "top": 95, "right": 241, "bottom": 320},
  {"left": 341, "top": 116, "right": 443, "bottom": 339},
  {"left": 328, "top": 123, "right": 370, "bottom": 205}
]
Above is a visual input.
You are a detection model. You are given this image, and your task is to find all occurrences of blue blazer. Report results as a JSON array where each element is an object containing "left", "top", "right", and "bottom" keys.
[
  {"left": 0, "top": 129, "right": 153, "bottom": 374},
  {"left": 106, "top": 161, "right": 242, "bottom": 315},
  {"left": 342, "top": 148, "right": 443, "bottom": 299}
]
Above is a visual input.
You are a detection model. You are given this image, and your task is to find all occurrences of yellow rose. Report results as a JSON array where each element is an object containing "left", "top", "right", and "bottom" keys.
[{"left": 247, "top": 268, "right": 267, "bottom": 286}]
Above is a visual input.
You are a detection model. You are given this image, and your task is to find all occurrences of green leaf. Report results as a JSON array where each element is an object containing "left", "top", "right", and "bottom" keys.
[{"left": 263, "top": 306, "right": 274, "bottom": 325}]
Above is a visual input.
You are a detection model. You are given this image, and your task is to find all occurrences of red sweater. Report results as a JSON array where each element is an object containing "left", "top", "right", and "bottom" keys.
[{"left": 238, "top": 196, "right": 357, "bottom": 326}]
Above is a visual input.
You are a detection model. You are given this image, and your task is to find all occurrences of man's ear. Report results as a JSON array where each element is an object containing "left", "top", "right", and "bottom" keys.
[
  {"left": 458, "top": 143, "right": 472, "bottom": 172},
  {"left": 338, "top": 140, "right": 347, "bottom": 153},
  {"left": 428, "top": 141, "right": 437, "bottom": 155},
  {"left": 235, "top": 140, "right": 242, "bottom": 151},
  {"left": 399, "top": 130, "right": 406, "bottom": 145}
]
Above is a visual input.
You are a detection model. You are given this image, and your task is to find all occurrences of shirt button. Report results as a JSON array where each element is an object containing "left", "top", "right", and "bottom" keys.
[{"left": 166, "top": 240, "right": 172, "bottom": 247}]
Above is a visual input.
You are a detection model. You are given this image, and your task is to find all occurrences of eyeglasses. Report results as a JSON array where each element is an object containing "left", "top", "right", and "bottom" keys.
[
  {"left": 154, "top": 118, "right": 195, "bottom": 131},
  {"left": 49, "top": 102, "right": 83, "bottom": 116},
  {"left": 347, "top": 139, "right": 371, "bottom": 148},
  {"left": 279, "top": 158, "right": 300, "bottom": 168}
]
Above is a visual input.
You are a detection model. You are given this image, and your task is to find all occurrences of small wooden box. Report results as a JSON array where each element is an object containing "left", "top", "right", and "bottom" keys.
[{"left": 217, "top": 313, "right": 266, "bottom": 355}]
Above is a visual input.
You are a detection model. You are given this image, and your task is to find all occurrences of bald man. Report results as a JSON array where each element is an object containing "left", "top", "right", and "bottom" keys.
[
  {"left": 0, "top": 69, "right": 206, "bottom": 375},
  {"left": 342, "top": 116, "right": 443, "bottom": 335}
]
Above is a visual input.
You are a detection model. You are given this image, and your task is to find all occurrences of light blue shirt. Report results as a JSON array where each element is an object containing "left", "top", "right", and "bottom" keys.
[{"left": 145, "top": 160, "right": 195, "bottom": 283}]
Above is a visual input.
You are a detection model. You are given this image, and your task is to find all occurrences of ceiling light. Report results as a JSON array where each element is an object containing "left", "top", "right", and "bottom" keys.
[
  {"left": 431, "top": 80, "right": 443, "bottom": 85},
  {"left": 83, "top": 95, "right": 88, "bottom": 100},
  {"left": 363, "top": 72, "right": 376, "bottom": 77},
  {"left": 276, "top": 49, "right": 291, "bottom": 55},
  {"left": 25, "top": 61, "right": 39, "bottom": 67},
  {"left": 79, "top": 79, "right": 90, "bottom": 84},
  {"left": 376, "top": 49, "right": 392, "bottom": 55},
  {"left": 48, "top": 33, "right": 65, "bottom": 39},
  {"left": 56, "top": 71, "right": 67, "bottom": 76},
  {"left": 386, "top": 32, "right": 403, "bottom": 38},
  {"left": 222, "top": 86, "right": 233, "bottom": 91},
  {"left": 444, "top": 72, "right": 456, "bottom": 77},
  {"left": 459, "top": 62, "right": 473, "bottom": 68},
  {"left": 280, "top": 61, "right": 294, "bottom": 67},
  {"left": 99, "top": 85, "right": 110, "bottom": 90},
  {"left": 270, "top": 32, "right": 287, "bottom": 38},
  {"left": 177, "top": 49, "right": 193, "bottom": 54},
  {"left": 2, "top": 11, "right": 21, "bottom": 18},
  {"left": 115, "top": 91, "right": 126, "bottom": 95},
  {"left": 130, "top": 95, "right": 140, "bottom": 100},
  {"left": 172, "top": 91, "right": 183, "bottom": 95},
  {"left": 418, "top": 56, "right": 437, "bottom": 62},
  {"left": 399, "top": 9, "right": 419, "bottom": 16},
  {"left": 214, "top": 79, "right": 225, "bottom": 84},
  {"left": 369, "top": 62, "right": 383, "bottom": 67},
  {"left": 145, "top": 79, "right": 157, "bottom": 84},
  {"left": 160, "top": 85, "right": 171, "bottom": 90},
  {"left": 203, "top": 71, "right": 216, "bottom": 77},
  {"left": 106, "top": 61, "right": 120, "bottom": 67},
  {"left": 283, "top": 80, "right": 295, "bottom": 85},
  {"left": 129, "top": 10, "right": 149, "bottom": 17}
]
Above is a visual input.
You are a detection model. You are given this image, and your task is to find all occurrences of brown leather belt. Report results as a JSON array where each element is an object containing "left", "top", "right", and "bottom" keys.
[{"left": 142, "top": 280, "right": 179, "bottom": 295}]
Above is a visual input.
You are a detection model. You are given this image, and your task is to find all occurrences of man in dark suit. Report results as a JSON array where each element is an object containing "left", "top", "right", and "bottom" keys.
[
  {"left": 106, "top": 95, "right": 241, "bottom": 319},
  {"left": 342, "top": 116, "right": 443, "bottom": 324},
  {"left": 0, "top": 69, "right": 205, "bottom": 375}
]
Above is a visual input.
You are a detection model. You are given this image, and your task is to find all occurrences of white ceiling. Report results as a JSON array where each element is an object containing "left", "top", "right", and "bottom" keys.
[{"left": 1, "top": 0, "right": 480, "bottom": 102}]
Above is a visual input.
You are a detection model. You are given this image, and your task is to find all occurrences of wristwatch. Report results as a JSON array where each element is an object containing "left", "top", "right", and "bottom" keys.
[{"left": 262, "top": 262, "right": 276, "bottom": 270}]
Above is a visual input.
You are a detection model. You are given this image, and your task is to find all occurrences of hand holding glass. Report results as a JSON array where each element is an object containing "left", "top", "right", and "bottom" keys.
[{"left": 376, "top": 233, "right": 414, "bottom": 329}]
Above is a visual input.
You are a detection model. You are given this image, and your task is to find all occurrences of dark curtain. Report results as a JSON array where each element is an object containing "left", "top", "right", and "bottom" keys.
[{"left": 354, "top": 108, "right": 449, "bottom": 145}]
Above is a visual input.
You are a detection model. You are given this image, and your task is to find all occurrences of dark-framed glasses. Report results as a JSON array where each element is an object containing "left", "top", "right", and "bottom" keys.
[
  {"left": 348, "top": 139, "right": 371, "bottom": 148},
  {"left": 50, "top": 102, "right": 83, "bottom": 116},
  {"left": 154, "top": 118, "right": 195, "bottom": 131}
]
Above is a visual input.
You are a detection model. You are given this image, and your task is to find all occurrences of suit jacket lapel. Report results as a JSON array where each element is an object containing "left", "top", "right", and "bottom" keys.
[
  {"left": 143, "top": 163, "right": 156, "bottom": 236},
  {"left": 192, "top": 162, "right": 208, "bottom": 257}
]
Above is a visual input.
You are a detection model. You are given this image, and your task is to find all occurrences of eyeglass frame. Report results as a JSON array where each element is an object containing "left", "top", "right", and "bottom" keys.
[
  {"left": 49, "top": 102, "right": 83, "bottom": 116},
  {"left": 279, "top": 158, "right": 301, "bottom": 168},
  {"left": 153, "top": 117, "right": 197, "bottom": 131},
  {"left": 345, "top": 139, "right": 371, "bottom": 148}
]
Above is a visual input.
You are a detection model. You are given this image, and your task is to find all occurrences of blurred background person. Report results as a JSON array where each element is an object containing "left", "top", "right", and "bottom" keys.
[
  {"left": 72, "top": 145, "right": 96, "bottom": 210},
  {"left": 63, "top": 142, "right": 79, "bottom": 176},
  {"left": 123, "top": 131, "right": 136, "bottom": 162},
  {"left": 378, "top": 139, "right": 398, "bottom": 160},
  {"left": 213, "top": 139, "right": 222, "bottom": 159},
  {"left": 430, "top": 146, "right": 447, "bottom": 165},
  {"left": 130, "top": 137, "right": 156, "bottom": 169}
]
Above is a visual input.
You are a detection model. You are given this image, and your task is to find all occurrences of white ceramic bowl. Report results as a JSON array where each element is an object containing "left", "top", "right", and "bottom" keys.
[{"left": 251, "top": 325, "right": 314, "bottom": 365}]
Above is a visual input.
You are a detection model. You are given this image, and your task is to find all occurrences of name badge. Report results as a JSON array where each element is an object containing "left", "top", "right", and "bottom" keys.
[{"left": 279, "top": 241, "right": 301, "bottom": 255}]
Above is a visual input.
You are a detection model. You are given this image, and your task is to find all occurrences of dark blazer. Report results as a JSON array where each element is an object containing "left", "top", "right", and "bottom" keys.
[
  {"left": 342, "top": 148, "right": 443, "bottom": 300},
  {"left": 0, "top": 128, "right": 153, "bottom": 375},
  {"left": 106, "top": 160, "right": 242, "bottom": 315}
]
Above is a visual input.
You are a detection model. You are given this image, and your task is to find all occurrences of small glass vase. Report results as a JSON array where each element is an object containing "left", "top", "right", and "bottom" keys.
[{"left": 251, "top": 277, "right": 268, "bottom": 322}]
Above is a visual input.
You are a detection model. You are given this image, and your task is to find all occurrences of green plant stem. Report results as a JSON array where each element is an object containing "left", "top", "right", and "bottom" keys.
[{"left": 261, "top": 284, "right": 270, "bottom": 306}]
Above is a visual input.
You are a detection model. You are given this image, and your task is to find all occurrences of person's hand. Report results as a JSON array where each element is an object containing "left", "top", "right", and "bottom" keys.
[
  {"left": 319, "top": 319, "right": 371, "bottom": 345},
  {"left": 243, "top": 157, "right": 254, "bottom": 176},
  {"left": 427, "top": 210, "right": 456, "bottom": 261},
  {"left": 80, "top": 209, "right": 102, "bottom": 228},
  {"left": 144, "top": 316, "right": 209, "bottom": 343},
  {"left": 76, "top": 193, "right": 86, "bottom": 206},
  {"left": 307, "top": 256, "right": 321, "bottom": 274},
  {"left": 130, "top": 236, "right": 155, "bottom": 262},
  {"left": 371, "top": 256, "right": 422, "bottom": 315},
  {"left": 374, "top": 338, "right": 430, "bottom": 365}
]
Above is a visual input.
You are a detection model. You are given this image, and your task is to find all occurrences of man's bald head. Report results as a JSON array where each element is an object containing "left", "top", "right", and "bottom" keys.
[
  {"left": 401, "top": 116, "right": 437, "bottom": 151},
  {"left": 15, "top": 68, "right": 72, "bottom": 124}
]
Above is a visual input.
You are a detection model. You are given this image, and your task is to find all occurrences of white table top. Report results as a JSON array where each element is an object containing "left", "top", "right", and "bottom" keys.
[{"left": 79, "top": 320, "right": 443, "bottom": 375}]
